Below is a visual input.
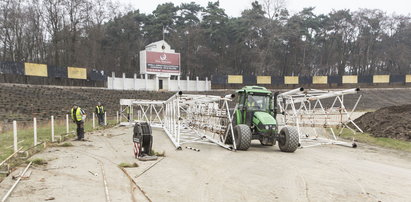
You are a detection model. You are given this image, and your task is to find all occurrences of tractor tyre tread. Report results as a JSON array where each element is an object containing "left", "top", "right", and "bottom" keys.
[
  {"left": 279, "top": 127, "right": 299, "bottom": 152},
  {"left": 235, "top": 124, "right": 252, "bottom": 150}
]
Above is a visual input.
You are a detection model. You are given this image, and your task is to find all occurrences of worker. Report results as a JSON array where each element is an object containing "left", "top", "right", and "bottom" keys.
[
  {"left": 95, "top": 102, "right": 105, "bottom": 125},
  {"left": 247, "top": 97, "right": 257, "bottom": 109},
  {"left": 126, "top": 106, "right": 131, "bottom": 122},
  {"left": 71, "top": 104, "right": 86, "bottom": 141}
]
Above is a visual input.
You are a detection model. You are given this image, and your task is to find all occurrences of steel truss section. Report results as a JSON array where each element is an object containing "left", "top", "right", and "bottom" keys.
[
  {"left": 120, "top": 92, "right": 236, "bottom": 150},
  {"left": 277, "top": 88, "right": 363, "bottom": 148}
]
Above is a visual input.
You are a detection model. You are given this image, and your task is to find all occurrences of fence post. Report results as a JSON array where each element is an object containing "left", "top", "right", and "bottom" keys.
[
  {"left": 205, "top": 77, "right": 209, "bottom": 91},
  {"left": 134, "top": 73, "right": 137, "bottom": 90},
  {"left": 116, "top": 111, "right": 119, "bottom": 123},
  {"left": 51, "top": 116, "right": 55, "bottom": 142},
  {"left": 112, "top": 72, "right": 115, "bottom": 89},
  {"left": 178, "top": 75, "right": 181, "bottom": 90},
  {"left": 131, "top": 106, "right": 133, "bottom": 122},
  {"left": 145, "top": 73, "right": 148, "bottom": 90},
  {"left": 104, "top": 112, "right": 107, "bottom": 126},
  {"left": 93, "top": 112, "right": 95, "bottom": 129},
  {"left": 122, "top": 72, "right": 126, "bottom": 90},
  {"left": 33, "top": 118, "right": 37, "bottom": 146},
  {"left": 186, "top": 76, "right": 189, "bottom": 91},
  {"left": 196, "top": 76, "right": 199, "bottom": 91},
  {"left": 13, "top": 120, "right": 17, "bottom": 152},
  {"left": 66, "top": 114, "right": 69, "bottom": 134}
]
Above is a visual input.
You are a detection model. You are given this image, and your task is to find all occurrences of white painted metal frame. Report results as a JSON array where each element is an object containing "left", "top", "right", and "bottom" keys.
[
  {"left": 120, "top": 93, "right": 236, "bottom": 150},
  {"left": 277, "top": 88, "right": 363, "bottom": 148}
]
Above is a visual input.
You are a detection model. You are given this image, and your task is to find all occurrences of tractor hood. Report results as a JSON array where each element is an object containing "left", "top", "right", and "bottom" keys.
[{"left": 253, "top": 112, "right": 276, "bottom": 125}]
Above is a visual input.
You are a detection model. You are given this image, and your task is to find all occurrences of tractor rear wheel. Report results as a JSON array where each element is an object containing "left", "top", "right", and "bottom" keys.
[
  {"left": 278, "top": 127, "right": 299, "bottom": 152},
  {"left": 233, "top": 124, "right": 252, "bottom": 150}
]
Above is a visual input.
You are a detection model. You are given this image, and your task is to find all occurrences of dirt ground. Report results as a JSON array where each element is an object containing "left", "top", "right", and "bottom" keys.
[
  {"left": 1, "top": 126, "right": 411, "bottom": 202},
  {"left": 353, "top": 104, "right": 411, "bottom": 141}
]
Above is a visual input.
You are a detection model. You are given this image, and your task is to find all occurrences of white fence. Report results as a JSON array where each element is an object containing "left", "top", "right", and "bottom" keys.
[{"left": 107, "top": 73, "right": 211, "bottom": 91}]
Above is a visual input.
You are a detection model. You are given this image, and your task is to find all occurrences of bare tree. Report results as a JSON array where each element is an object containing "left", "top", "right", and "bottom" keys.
[{"left": 260, "top": 0, "right": 287, "bottom": 19}]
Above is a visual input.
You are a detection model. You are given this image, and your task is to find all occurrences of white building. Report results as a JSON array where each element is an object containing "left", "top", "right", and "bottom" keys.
[{"left": 107, "top": 40, "right": 210, "bottom": 91}]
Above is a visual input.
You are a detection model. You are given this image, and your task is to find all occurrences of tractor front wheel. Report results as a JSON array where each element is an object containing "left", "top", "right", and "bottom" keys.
[
  {"left": 233, "top": 124, "right": 252, "bottom": 150},
  {"left": 278, "top": 127, "right": 299, "bottom": 152}
]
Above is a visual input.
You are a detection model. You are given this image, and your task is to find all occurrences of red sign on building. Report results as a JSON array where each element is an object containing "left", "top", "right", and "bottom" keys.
[{"left": 146, "top": 51, "right": 180, "bottom": 73}]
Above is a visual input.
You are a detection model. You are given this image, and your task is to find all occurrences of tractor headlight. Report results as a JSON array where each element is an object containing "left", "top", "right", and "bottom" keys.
[{"left": 265, "top": 125, "right": 269, "bottom": 130}]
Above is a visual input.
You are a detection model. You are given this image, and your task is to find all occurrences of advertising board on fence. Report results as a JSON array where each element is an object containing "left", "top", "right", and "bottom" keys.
[
  {"left": 67, "top": 67, "right": 87, "bottom": 79},
  {"left": 145, "top": 51, "right": 180, "bottom": 73},
  {"left": 24, "top": 63, "right": 48, "bottom": 77}
]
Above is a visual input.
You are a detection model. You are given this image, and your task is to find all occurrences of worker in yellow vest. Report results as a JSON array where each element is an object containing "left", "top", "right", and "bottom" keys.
[
  {"left": 125, "top": 106, "right": 131, "bottom": 122},
  {"left": 95, "top": 102, "right": 105, "bottom": 125},
  {"left": 71, "top": 104, "right": 86, "bottom": 141}
]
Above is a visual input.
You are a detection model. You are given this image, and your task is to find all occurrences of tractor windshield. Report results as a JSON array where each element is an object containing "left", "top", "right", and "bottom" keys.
[{"left": 247, "top": 94, "right": 270, "bottom": 111}]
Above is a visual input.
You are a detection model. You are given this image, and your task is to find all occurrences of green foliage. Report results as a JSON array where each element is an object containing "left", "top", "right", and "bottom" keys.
[
  {"left": 30, "top": 158, "right": 48, "bottom": 165},
  {"left": 149, "top": 149, "right": 166, "bottom": 157},
  {"left": 338, "top": 128, "right": 411, "bottom": 152}
]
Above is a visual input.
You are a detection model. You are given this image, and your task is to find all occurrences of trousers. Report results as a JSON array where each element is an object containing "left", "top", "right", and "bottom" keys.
[
  {"left": 97, "top": 113, "right": 104, "bottom": 125},
  {"left": 76, "top": 121, "right": 85, "bottom": 140}
]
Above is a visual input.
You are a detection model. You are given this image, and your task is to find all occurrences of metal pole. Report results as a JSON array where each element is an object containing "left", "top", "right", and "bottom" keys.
[
  {"left": 13, "top": 120, "right": 17, "bottom": 152},
  {"left": 33, "top": 118, "right": 37, "bottom": 146},
  {"left": 92, "top": 112, "right": 95, "bottom": 129},
  {"left": 51, "top": 116, "right": 55, "bottom": 142},
  {"left": 104, "top": 112, "right": 107, "bottom": 125},
  {"left": 116, "top": 111, "right": 119, "bottom": 123},
  {"left": 66, "top": 114, "right": 69, "bottom": 134},
  {"left": 1, "top": 162, "right": 32, "bottom": 202},
  {"left": 131, "top": 106, "right": 134, "bottom": 122}
]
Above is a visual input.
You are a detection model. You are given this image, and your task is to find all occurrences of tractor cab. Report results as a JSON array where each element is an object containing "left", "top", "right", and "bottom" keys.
[
  {"left": 235, "top": 86, "right": 275, "bottom": 126},
  {"left": 225, "top": 86, "right": 299, "bottom": 152}
]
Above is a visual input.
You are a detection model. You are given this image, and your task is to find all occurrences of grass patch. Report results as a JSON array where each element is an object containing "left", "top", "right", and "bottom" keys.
[
  {"left": 30, "top": 158, "right": 48, "bottom": 165},
  {"left": 118, "top": 162, "right": 139, "bottom": 168},
  {"left": 150, "top": 150, "right": 166, "bottom": 157},
  {"left": 337, "top": 128, "right": 411, "bottom": 152},
  {"left": 0, "top": 118, "right": 118, "bottom": 163},
  {"left": 56, "top": 142, "right": 73, "bottom": 147}
]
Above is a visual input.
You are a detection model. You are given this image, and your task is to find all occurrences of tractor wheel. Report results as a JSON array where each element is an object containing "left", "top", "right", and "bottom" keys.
[
  {"left": 278, "top": 127, "right": 299, "bottom": 152},
  {"left": 233, "top": 124, "right": 252, "bottom": 150}
]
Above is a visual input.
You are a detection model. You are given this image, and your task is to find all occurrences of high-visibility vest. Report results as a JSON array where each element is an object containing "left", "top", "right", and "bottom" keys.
[
  {"left": 96, "top": 106, "right": 104, "bottom": 114},
  {"left": 71, "top": 107, "right": 82, "bottom": 121}
]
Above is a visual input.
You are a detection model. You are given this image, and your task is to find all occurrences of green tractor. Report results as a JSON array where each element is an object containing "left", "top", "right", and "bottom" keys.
[{"left": 225, "top": 86, "right": 299, "bottom": 152}]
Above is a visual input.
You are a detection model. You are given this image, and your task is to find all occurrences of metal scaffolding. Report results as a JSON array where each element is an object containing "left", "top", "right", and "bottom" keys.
[
  {"left": 277, "top": 88, "right": 363, "bottom": 148},
  {"left": 120, "top": 88, "right": 364, "bottom": 150},
  {"left": 120, "top": 92, "right": 236, "bottom": 150}
]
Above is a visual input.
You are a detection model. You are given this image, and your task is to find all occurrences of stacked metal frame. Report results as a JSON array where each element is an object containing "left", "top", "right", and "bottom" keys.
[
  {"left": 120, "top": 92, "right": 236, "bottom": 150},
  {"left": 277, "top": 88, "right": 363, "bottom": 148}
]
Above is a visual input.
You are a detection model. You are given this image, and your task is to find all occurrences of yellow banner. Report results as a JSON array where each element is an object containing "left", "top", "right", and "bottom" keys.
[
  {"left": 312, "top": 76, "right": 328, "bottom": 84},
  {"left": 24, "top": 63, "right": 48, "bottom": 77},
  {"left": 406, "top": 75, "right": 411, "bottom": 83},
  {"left": 227, "top": 75, "right": 243, "bottom": 84},
  {"left": 68, "top": 67, "right": 87, "bottom": 79},
  {"left": 257, "top": 76, "right": 271, "bottom": 84},
  {"left": 284, "top": 76, "right": 299, "bottom": 84},
  {"left": 342, "top": 75, "right": 358, "bottom": 84},
  {"left": 373, "top": 75, "right": 389, "bottom": 83}
]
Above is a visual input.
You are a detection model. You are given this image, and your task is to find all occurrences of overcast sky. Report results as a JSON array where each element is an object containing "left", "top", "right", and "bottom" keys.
[{"left": 116, "top": 0, "right": 411, "bottom": 17}]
